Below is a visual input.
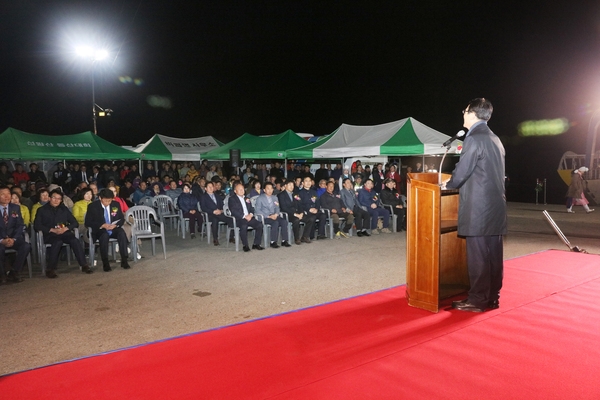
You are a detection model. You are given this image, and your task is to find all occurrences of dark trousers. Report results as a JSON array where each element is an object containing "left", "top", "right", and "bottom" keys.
[
  {"left": 264, "top": 216, "right": 289, "bottom": 242},
  {"left": 94, "top": 227, "right": 129, "bottom": 263},
  {"left": 466, "top": 235, "right": 504, "bottom": 308},
  {"left": 352, "top": 206, "right": 370, "bottom": 231},
  {"left": 183, "top": 211, "right": 203, "bottom": 234},
  {"left": 309, "top": 210, "right": 326, "bottom": 238},
  {"left": 367, "top": 207, "right": 390, "bottom": 229},
  {"left": 299, "top": 213, "right": 316, "bottom": 239},
  {"left": 0, "top": 237, "right": 31, "bottom": 274},
  {"left": 391, "top": 207, "right": 406, "bottom": 231},
  {"left": 207, "top": 213, "right": 232, "bottom": 239},
  {"left": 235, "top": 217, "right": 263, "bottom": 247},
  {"left": 45, "top": 231, "right": 86, "bottom": 270}
]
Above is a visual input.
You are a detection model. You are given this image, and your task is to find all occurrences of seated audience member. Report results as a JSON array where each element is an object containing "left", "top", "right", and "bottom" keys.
[
  {"left": 357, "top": 179, "right": 392, "bottom": 235},
  {"left": 12, "top": 164, "right": 29, "bottom": 186},
  {"left": 85, "top": 188, "right": 131, "bottom": 272},
  {"left": 28, "top": 163, "right": 47, "bottom": 183},
  {"left": 340, "top": 178, "right": 371, "bottom": 237},
  {"left": 48, "top": 184, "right": 73, "bottom": 210},
  {"left": 242, "top": 168, "right": 254, "bottom": 185},
  {"left": 150, "top": 182, "right": 165, "bottom": 197},
  {"left": 320, "top": 181, "right": 354, "bottom": 238},
  {"left": 227, "top": 181, "right": 264, "bottom": 252},
  {"left": 72, "top": 188, "right": 93, "bottom": 243},
  {"left": 192, "top": 177, "right": 206, "bottom": 202},
  {"left": 10, "top": 192, "right": 30, "bottom": 227},
  {"left": 0, "top": 163, "right": 12, "bottom": 185},
  {"left": 248, "top": 180, "right": 262, "bottom": 198},
  {"left": 385, "top": 164, "right": 403, "bottom": 194},
  {"left": 255, "top": 182, "right": 291, "bottom": 248},
  {"left": 316, "top": 179, "right": 327, "bottom": 197},
  {"left": 200, "top": 182, "right": 233, "bottom": 246},
  {"left": 339, "top": 167, "right": 353, "bottom": 190},
  {"left": 11, "top": 186, "right": 32, "bottom": 211},
  {"left": 380, "top": 178, "right": 406, "bottom": 232},
  {"left": 119, "top": 180, "right": 134, "bottom": 206},
  {"left": 88, "top": 182, "right": 99, "bottom": 200},
  {"left": 372, "top": 163, "right": 386, "bottom": 192},
  {"left": 353, "top": 176, "right": 364, "bottom": 192},
  {"left": 187, "top": 164, "right": 200, "bottom": 181},
  {"left": 0, "top": 187, "right": 31, "bottom": 282},
  {"left": 133, "top": 181, "right": 151, "bottom": 205},
  {"left": 31, "top": 189, "right": 50, "bottom": 223},
  {"left": 298, "top": 176, "right": 327, "bottom": 240},
  {"left": 278, "top": 179, "right": 316, "bottom": 244},
  {"left": 34, "top": 189, "right": 92, "bottom": 278},
  {"left": 166, "top": 180, "right": 182, "bottom": 202},
  {"left": 178, "top": 183, "right": 203, "bottom": 239}
]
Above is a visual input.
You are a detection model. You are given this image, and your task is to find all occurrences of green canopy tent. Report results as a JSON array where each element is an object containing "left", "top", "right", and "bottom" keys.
[
  {"left": 202, "top": 129, "right": 308, "bottom": 160},
  {"left": 286, "top": 118, "right": 458, "bottom": 158},
  {"left": 0, "top": 128, "right": 139, "bottom": 160},
  {"left": 133, "top": 134, "right": 224, "bottom": 161}
]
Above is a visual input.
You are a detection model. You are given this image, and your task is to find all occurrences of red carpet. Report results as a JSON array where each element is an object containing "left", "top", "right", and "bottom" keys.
[{"left": 3, "top": 250, "right": 600, "bottom": 399}]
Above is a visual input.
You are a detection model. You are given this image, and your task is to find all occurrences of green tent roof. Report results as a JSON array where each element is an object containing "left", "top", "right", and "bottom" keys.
[
  {"left": 0, "top": 128, "right": 139, "bottom": 160},
  {"left": 202, "top": 129, "right": 308, "bottom": 160},
  {"left": 134, "top": 134, "right": 224, "bottom": 161}
]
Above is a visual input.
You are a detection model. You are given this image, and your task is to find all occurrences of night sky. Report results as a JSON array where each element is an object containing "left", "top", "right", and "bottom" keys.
[{"left": 2, "top": 1, "right": 600, "bottom": 202}]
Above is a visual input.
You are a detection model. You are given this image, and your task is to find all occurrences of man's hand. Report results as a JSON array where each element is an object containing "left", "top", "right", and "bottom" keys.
[
  {"left": 213, "top": 209, "right": 222, "bottom": 215},
  {"left": 102, "top": 223, "right": 117, "bottom": 230},
  {"left": 50, "top": 226, "right": 69, "bottom": 235},
  {"left": 190, "top": 210, "right": 196, "bottom": 214},
  {"left": 309, "top": 208, "right": 318, "bottom": 214},
  {"left": 269, "top": 214, "right": 278, "bottom": 220},
  {"left": 370, "top": 203, "right": 377, "bottom": 209},
  {"left": 294, "top": 213, "right": 304, "bottom": 219},
  {"left": 1, "top": 238, "right": 15, "bottom": 247},
  {"left": 244, "top": 214, "right": 253, "bottom": 221},
  {"left": 331, "top": 209, "right": 337, "bottom": 214}
]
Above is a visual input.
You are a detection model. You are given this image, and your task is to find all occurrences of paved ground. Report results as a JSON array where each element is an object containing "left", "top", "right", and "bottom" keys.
[{"left": 1, "top": 202, "right": 599, "bottom": 376}]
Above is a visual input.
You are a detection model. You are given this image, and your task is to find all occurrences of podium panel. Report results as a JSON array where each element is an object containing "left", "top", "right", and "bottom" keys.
[{"left": 406, "top": 173, "right": 468, "bottom": 312}]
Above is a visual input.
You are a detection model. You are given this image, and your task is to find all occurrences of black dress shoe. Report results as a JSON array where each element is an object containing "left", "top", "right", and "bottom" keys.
[
  {"left": 294, "top": 240, "right": 302, "bottom": 245},
  {"left": 451, "top": 298, "right": 469, "bottom": 308},
  {"left": 356, "top": 231, "right": 364, "bottom": 237},
  {"left": 361, "top": 231, "right": 370, "bottom": 237},
  {"left": 229, "top": 238, "right": 236, "bottom": 244},
  {"left": 317, "top": 235, "right": 327, "bottom": 240},
  {"left": 213, "top": 239, "right": 220, "bottom": 246},
  {"left": 6, "top": 270, "right": 23, "bottom": 282},
  {"left": 46, "top": 270, "right": 58, "bottom": 279},
  {"left": 190, "top": 233, "right": 196, "bottom": 239},
  {"left": 454, "top": 301, "right": 485, "bottom": 313},
  {"left": 243, "top": 245, "right": 251, "bottom": 252},
  {"left": 121, "top": 262, "right": 131, "bottom": 270},
  {"left": 80, "top": 265, "right": 94, "bottom": 274},
  {"left": 301, "top": 237, "right": 311, "bottom": 244},
  {"left": 281, "top": 241, "right": 292, "bottom": 247},
  {"left": 103, "top": 264, "right": 112, "bottom": 272},
  {"left": 270, "top": 242, "right": 280, "bottom": 249},
  {"left": 252, "top": 244, "right": 264, "bottom": 250},
  {"left": 488, "top": 300, "right": 499, "bottom": 310}
]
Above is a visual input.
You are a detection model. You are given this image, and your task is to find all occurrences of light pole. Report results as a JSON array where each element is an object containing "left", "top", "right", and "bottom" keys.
[{"left": 76, "top": 47, "right": 110, "bottom": 135}]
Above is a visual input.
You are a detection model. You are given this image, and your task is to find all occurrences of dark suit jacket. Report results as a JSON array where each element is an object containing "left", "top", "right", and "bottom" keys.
[
  {"left": 34, "top": 203, "right": 79, "bottom": 239},
  {"left": 85, "top": 200, "right": 125, "bottom": 238},
  {"left": 446, "top": 121, "right": 507, "bottom": 236},
  {"left": 227, "top": 194, "right": 255, "bottom": 220},
  {"left": 0, "top": 203, "right": 26, "bottom": 241},
  {"left": 72, "top": 170, "right": 90, "bottom": 185},
  {"left": 200, "top": 192, "right": 224, "bottom": 214},
  {"left": 277, "top": 191, "right": 302, "bottom": 215}
]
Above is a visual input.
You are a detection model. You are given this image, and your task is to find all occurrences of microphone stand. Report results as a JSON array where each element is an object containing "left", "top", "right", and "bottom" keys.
[{"left": 438, "top": 146, "right": 451, "bottom": 186}]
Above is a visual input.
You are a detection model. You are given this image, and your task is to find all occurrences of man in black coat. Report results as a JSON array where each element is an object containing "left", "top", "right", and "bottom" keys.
[
  {"left": 227, "top": 181, "right": 263, "bottom": 252},
  {"left": 278, "top": 180, "right": 315, "bottom": 244},
  {"left": 298, "top": 176, "right": 326, "bottom": 240},
  {"left": 0, "top": 187, "right": 30, "bottom": 282},
  {"left": 85, "top": 188, "right": 131, "bottom": 271},
  {"left": 446, "top": 98, "right": 507, "bottom": 313},
  {"left": 34, "top": 189, "right": 91, "bottom": 278},
  {"left": 199, "top": 181, "right": 233, "bottom": 246}
]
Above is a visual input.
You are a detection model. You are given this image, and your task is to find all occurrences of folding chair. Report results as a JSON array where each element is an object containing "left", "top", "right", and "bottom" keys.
[{"left": 125, "top": 206, "right": 166, "bottom": 262}]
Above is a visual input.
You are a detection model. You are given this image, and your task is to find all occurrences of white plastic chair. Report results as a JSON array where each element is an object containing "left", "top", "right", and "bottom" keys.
[
  {"left": 86, "top": 227, "right": 119, "bottom": 267},
  {"left": 153, "top": 195, "right": 179, "bottom": 230},
  {"left": 37, "top": 228, "right": 79, "bottom": 275},
  {"left": 125, "top": 206, "right": 166, "bottom": 262},
  {"left": 5, "top": 229, "right": 33, "bottom": 278}
]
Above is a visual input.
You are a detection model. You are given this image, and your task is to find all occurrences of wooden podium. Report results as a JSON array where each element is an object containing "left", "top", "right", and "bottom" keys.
[{"left": 406, "top": 173, "right": 468, "bottom": 312}]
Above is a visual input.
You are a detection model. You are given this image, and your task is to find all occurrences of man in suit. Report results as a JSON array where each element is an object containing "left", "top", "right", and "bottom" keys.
[
  {"left": 85, "top": 188, "right": 131, "bottom": 271},
  {"left": 278, "top": 179, "right": 315, "bottom": 245},
  {"left": 227, "top": 181, "right": 264, "bottom": 252},
  {"left": 298, "top": 176, "right": 326, "bottom": 240},
  {"left": 445, "top": 98, "right": 507, "bottom": 313},
  {"left": 255, "top": 182, "right": 291, "bottom": 248},
  {"left": 199, "top": 181, "right": 233, "bottom": 246},
  {"left": 357, "top": 179, "right": 392, "bottom": 235},
  {"left": 72, "top": 164, "right": 90, "bottom": 187},
  {"left": 0, "top": 187, "right": 30, "bottom": 282},
  {"left": 34, "top": 189, "right": 91, "bottom": 278},
  {"left": 340, "top": 178, "right": 370, "bottom": 237},
  {"left": 320, "top": 181, "right": 354, "bottom": 238}
]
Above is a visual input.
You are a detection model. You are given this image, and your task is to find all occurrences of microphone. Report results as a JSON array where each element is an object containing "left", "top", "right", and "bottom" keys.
[{"left": 442, "top": 130, "right": 466, "bottom": 148}]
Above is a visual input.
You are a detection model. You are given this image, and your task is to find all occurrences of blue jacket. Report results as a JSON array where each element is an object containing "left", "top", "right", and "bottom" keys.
[
  {"left": 177, "top": 192, "right": 198, "bottom": 213},
  {"left": 0, "top": 203, "right": 26, "bottom": 242},
  {"left": 357, "top": 188, "right": 381, "bottom": 208},
  {"left": 298, "top": 188, "right": 320, "bottom": 212}
]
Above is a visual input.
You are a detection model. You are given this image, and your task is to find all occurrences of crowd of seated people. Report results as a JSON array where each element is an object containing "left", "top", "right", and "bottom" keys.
[{"left": 0, "top": 160, "right": 412, "bottom": 280}]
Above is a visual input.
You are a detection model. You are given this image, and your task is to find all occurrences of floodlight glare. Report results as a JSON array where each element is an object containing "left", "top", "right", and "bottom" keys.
[{"left": 94, "top": 49, "right": 108, "bottom": 60}]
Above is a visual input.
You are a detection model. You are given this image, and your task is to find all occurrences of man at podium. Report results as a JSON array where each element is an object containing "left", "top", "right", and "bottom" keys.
[{"left": 445, "top": 98, "right": 507, "bottom": 313}]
